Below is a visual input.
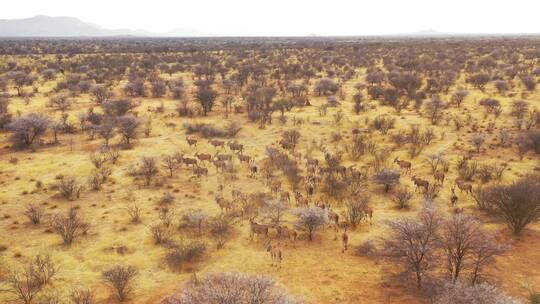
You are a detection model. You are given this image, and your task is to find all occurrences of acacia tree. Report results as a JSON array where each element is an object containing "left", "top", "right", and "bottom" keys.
[
  {"left": 383, "top": 203, "right": 441, "bottom": 288},
  {"left": 374, "top": 169, "right": 400, "bottom": 192},
  {"left": 294, "top": 207, "right": 328, "bottom": 241},
  {"left": 117, "top": 115, "right": 141, "bottom": 146},
  {"left": 196, "top": 86, "right": 218, "bottom": 116},
  {"left": 7, "top": 113, "right": 51, "bottom": 148},
  {"left": 483, "top": 174, "right": 540, "bottom": 235}
]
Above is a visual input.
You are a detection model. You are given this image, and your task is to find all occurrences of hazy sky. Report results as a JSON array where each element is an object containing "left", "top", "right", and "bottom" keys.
[{"left": 1, "top": 0, "right": 540, "bottom": 36}]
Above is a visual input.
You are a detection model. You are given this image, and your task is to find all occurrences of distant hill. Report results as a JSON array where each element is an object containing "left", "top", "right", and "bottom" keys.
[{"left": 0, "top": 15, "right": 204, "bottom": 37}]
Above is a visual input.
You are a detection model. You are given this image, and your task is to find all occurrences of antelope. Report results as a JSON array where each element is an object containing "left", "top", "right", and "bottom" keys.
[
  {"left": 195, "top": 152, "right": 212, "bottom": 163},
  {"left": 341, "top": 229, "right": 349, "bottom": 253},
  {"left": 227, "top": 141, "right": 244, "bottom": 154},
  {"left": 305, "top": 181, "right": 315, "bottom": 197},
  {"left": 327, "top": 208, "right": 339, "bottom": 226},
  {"left": 295, "top": 191, "right": 309, "bottom": 207},
  {"left": 215, "top": 196, "right": 234, "bottom": 213},
  {"left": 279, "top": 190, "right": 291, "bottom": 203},
  {"left": 450, "top": 186, "right": 458, "bottom": 207},
  {"left": 249, "top": 218, "right": 269, "bottom": 240},
  {"left": 250, "top": 164, "right": 258, "bottom": 178},
  {"left": 270, "top": 180, "right": 282, "bottom": 194},
  {"left": 209, "top": 139, "right": 225, "bottom": 149},
  {"left": 182, "top": 156, "right": 198, "bottom": 167},
  {"left": 266, "top": 242, "right": 282, "bottom": 268},
  {"left": 215, "top": 154, "right": 233, "bottom": 162},
  {"left": 434, "top": 171, "right": 445, "bottom": 184},
  {"left": 186, "top": 136, "right": 198, "bottom": 147},
  {"left": 306, "top": 157, "right": 319, "bottom": 167},
  {"left": 238, "top": 154, "right": 251, "bottom": 164},
  {"left": 394, "top": 157, "right": 412, "bottom": 174},
  {"left": 213, "top": 159, "right": 227, "bottom": 172},
  {"left": 193, "top": 166, "right": 208, "bottom": 178},
  {"left": 411, "top": 176, "right": 429, "bottom": 192},
  {"left": 276, "top": 225, "right": 297, "bottom": 242},
  {"left": 455, "top": 178, "right": 473, "bottom": 193},
  {"left": 365, "top": 207, "right": 373, "bottom": 225}
]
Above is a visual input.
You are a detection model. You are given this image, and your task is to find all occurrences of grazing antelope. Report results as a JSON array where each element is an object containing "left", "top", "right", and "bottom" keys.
[
  {"left": 213, "top": 159, "right": 227, "bottom": 172},
  {"left": 434, "top": 171, "right": 445, "bottom": 184},
  {"left": 341, "top": 229, "right": 349, "bottom": 253},
  {"left": 186, "top": 136, "right": 198, "bottom": 147},
  {"left": 455, "top": 178, "right": 473, "bottom": 193},
  {"left": 238, "top": 154, "right": 251, "bottom": 164},
  {"left": 195, "top": 152, "right": 212, "bottom": 163},
  {"left": 411, "top": 176, "right": 429, "bottom": 192},
  {"left": 266, "top": 243, "right": 282, "bottom": 268},
  {"left": 182, "top": 156, "right": 198, "bottom": 167},
  {"left": 227, "top": 141, "right": 244, "bottom": 154},
  {"left": 450, "top": 186, "right": 458, "bottom": 207},
  {"left": 215, "top": 196, "right": 234, "bottom": 213},
  {"left": 193, "top": 165, "right": 208, "bottom": 178},
  {"left": 215, "top": 153, "right": 233, "bottom": 162},
  {"left": 292, "top": 151, "right": 302, "bottom": 160},
  {"left": 209, "top": 139, "right": 225, "bottom": 149},
  {"left": 394, "top": 157, "right": 412, "bottom": 174},
  {"left": 276, "top": 225, "right": 298, "bottom": 243},
  {"left": 249, "top": 218, "right": 269, "bottom": 240}
]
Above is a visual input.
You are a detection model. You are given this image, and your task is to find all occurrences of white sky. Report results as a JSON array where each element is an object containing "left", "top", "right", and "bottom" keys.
[{"left": 1, "top": 0, "right": 540, "bottom": 36}]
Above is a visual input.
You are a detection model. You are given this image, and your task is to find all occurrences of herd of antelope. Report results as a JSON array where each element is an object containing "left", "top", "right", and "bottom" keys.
[{"left": 181, "top": 133, "right": 476, "bottom": 268}]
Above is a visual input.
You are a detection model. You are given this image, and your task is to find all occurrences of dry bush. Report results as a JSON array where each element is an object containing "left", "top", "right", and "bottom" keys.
[
  {"left": 102, "top": 265, "right": 138, "bottom": 302},
  {"left": 70, "top": 288, "right": 95, "bottom": 304},
  {"left": 166, "top": 240, "right": 207, "bottom": 271},
  {"left": 391, "top": 186, "right": 414, "bottom": 209},
  {"left": 343, "top": 197, "right": 370, "bottom": 228},
  {"left": 150, "top": 224, "right": 173, "bottom": 245},
  {"left": 355, "top": 240, "right": 378, "bottom": 257},
  {"left": 24, "top": 204, "right": 44, "bottom": 225},
  {"left": 126, "top": 204, "right": 141, "bottom": 224},
  {"left": 52, "top": 208, "right": 89, "bottom": 245},
  {"left": 181, "top": 209, "right": 208, "bottom": 235},
  {"left": 162, "top": 272, "right": 301, "bottom": 304},
  {"left": 481, "top": 174, "right": 540, "bottom": 235},
  {"left": 209, "top": 215, "right": 233, "bottom": 249},
  {"left": 434, "top": 281, "right": 521, "bottom": 304},
  {"left": 183, "top": 121, "right": 241, "bottom": 138},
  {"left": 55, "top": 176, "right": 83, "bottom": 200},
  {"left": 373, "top": 168, "right": 400, "bottom": 193}
]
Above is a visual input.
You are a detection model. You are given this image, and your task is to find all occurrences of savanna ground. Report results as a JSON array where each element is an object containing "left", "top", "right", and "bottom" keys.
[{"left": 0, "top": 37, "right": 540, "bottom": 303}]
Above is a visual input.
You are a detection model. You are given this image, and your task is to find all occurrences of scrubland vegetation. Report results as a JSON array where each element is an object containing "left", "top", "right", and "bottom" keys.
[{"left": 0, "top": 36, "right": 540, "bottom": 303}]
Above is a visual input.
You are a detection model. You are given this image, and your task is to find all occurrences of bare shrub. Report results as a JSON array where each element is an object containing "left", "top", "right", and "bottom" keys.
[
  {"left": 434, "top": 281, "right": 521, "bottom": 304},
  {"left": 150, "top": 224, "right": 173, "bottom": 245},
  {"left": 343, "top": 197, "right": 369, "bottom": 228},
  {"left": 182, "top": 210, "right": 208, "bottom": 235},
  {"left": 138, "top": 157, "right": 159, "bottom": 186},
  {"left": 126, "top": 204, "right": 141, "bottom": 224},
  {"left": 209, "top": 215, "right": 234, "bottom": 249},
  {"left": 7, "top": 113, "right": 51, "bottom": 148},
  {"left": 373, "top": 168, "right": 400, "bottom": 192},
  {"left": 102, "top": 265, "right": 138, "bottom": 302},
  {"left": 162, "top": 272, "right": 301, "bottom": 304},
  {"left": 52, "top": 208, "right": 88, "bottom": 245},
  {"left": 391, "top": 186, "right": 414, "bottom": 209},
  {"left": 56, "top": 176, "right": 83, "bottom": 200},
  {"left": 70, "top": 288, "right": 95, "bottom": 304},
  {"left": 165, "top": 240, "right": 207, "bottom": 271},
  {"left": 355, "top": 240, "right": 377, "bottom": 257},
  {"left": 24, "top": 204, "right": 44, "bottom": 224}
]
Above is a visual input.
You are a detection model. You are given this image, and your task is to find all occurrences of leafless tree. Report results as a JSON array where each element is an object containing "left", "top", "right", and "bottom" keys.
[
  {"left": 70, "top": 288, "right": 95, "bottom": 304},
  {"left": 383, "top": 203, "right": 441, "bottom": 288},
  {"left": 294, "top": 207, "right": 328, "bottom": 241},
  {"left": 117, "top": 115, "right": 141, "bottom": 146},
  {"left": 373, "top": 168, "right": 400, "bottom": 192},
  {"left": 391, "top": 186, "right": 414, "bottom": 209},
  {"left": 102, "top": 265, "right": 138, "bottom": 302},
  {"left": 138, "top": 157, "right": 159, "bottom": 186},
  {"left": 52, "top": 208, "right": 88, "bottom": 245},
  {"left": 7, "top": 113, "right": 51, "bottom": 148}
]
